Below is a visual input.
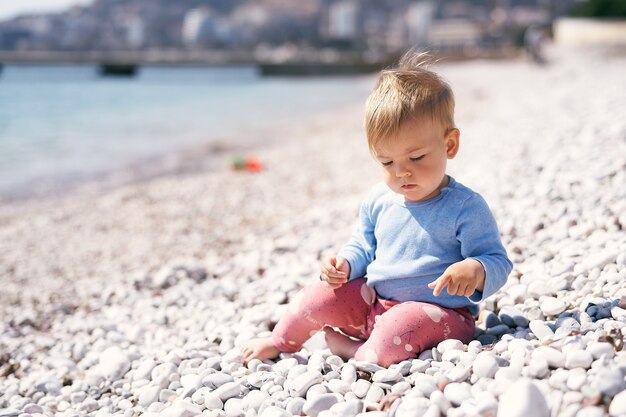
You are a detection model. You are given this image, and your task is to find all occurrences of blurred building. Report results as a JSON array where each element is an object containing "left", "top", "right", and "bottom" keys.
[
  {"left": 124, "top": 15, "right": 145, "bottom": 49},
  {"left": 324, "top": 0, "right": 359, "bottom": 41}
]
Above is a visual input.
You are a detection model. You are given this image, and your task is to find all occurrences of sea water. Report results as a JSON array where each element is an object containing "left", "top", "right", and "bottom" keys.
[{"left": 0, "top": 64, "right": 374, "bottom": 200}]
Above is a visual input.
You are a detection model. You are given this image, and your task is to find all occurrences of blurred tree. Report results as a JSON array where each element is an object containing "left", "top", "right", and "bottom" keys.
[{"left": 571, "top": 0, "right": 626, "bottom": 18}]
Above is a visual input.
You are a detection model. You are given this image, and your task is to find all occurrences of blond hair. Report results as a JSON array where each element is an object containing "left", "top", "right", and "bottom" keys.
[{"left": 365, "top": 51, "right": 456, "bottom": 151}]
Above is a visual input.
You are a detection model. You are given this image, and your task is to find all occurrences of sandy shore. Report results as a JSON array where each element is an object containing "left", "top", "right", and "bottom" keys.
[{"left": 1, "top": 45, "right": 625, "bottom": 417}]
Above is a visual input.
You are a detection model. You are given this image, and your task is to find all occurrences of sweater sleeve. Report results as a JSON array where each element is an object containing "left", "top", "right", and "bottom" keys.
[
  {"left": 456, "top": 194, "right": 513, "bottom": 302},
  {"left": 338, "top": 199, "right": 377, "bottom": 280}
]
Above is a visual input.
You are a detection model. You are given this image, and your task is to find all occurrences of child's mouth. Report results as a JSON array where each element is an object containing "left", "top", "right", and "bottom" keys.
[{"left": 401, "top": 184, "right": 417, "bottom": 190}]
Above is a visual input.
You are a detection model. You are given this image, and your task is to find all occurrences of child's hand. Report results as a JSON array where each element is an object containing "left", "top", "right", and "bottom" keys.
[
  {"left": 428, "top": 259, "right": 485, "bottom": 297},
  {"left": 320, "top": 256, "right": 351, "bottom": 289}
]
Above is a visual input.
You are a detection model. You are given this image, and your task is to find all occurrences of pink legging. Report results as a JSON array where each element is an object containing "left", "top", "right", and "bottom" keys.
[{"left": 272, "top": 278, "right": 475, "bottom": 367}]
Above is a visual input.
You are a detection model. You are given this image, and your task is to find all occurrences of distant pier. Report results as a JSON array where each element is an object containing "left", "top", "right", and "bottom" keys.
[{"left": 0, "top": 48, "right": 519, "bottom": 77}]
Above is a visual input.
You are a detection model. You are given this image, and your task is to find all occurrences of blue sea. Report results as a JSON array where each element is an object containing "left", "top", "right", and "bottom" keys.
[{"left": 0, "top": 64, "right": 374, "bottom": 200}]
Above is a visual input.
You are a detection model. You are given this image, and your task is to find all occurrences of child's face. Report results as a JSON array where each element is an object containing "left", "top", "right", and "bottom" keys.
[{"left": 373, "top": 118, "right": 459, "bottom": 202}]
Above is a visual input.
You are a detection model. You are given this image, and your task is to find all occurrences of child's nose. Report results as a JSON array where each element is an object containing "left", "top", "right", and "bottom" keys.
[{"left": 395, "top": 164, "right": 411, "bottom": 177}]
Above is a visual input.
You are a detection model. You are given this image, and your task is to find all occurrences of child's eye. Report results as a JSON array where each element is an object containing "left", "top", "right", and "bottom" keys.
[
  {"left": 381, "top": 161, "right": 393, "bottom": 167},
  {"left": 410, "top": 155, "right": 425, "bottom": 162}
]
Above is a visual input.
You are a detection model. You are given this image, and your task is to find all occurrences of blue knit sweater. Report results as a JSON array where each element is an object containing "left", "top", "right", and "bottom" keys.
[{"left": 338, "top": 177, "right": 512, "bottom": 316}]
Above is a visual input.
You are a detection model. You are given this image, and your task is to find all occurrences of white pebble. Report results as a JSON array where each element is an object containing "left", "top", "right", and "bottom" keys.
[
  {"left": 497, "top": 379, "right": 549, "bottom": 417},
  {"left": 473, "top": 352, "right": 499, "bottom": 379},
  {"left": 540, "top": 298, "right": 567, "bottom": 316},
  {"left": 565, "top": 350, "right": 593, "bottom": 369}
]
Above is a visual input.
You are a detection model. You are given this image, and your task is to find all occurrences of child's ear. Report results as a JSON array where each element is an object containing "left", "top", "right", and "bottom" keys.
[{"left": 445, "top": 128, "right": 460, "bottom": 159}]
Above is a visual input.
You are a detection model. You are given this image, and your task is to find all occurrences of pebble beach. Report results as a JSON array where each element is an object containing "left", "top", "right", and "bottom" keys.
[{"left": 1, "top": 45, "right": 625, "bottom": 417}]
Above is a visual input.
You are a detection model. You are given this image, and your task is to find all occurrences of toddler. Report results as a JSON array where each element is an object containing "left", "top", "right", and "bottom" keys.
[{"left": 242, "top": 53, "right": 513, "bottom": 367}]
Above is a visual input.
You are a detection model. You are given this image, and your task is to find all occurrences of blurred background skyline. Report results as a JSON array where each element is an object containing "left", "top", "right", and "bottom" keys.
[{"left": 2, "top": 0, "right": 624, "bottom": 65}]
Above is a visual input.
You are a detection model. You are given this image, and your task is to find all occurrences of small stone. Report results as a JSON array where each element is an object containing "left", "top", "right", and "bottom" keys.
[
  {"left": 327, "top": 379, "right": 351, "bottom": 395},
  {"left": 566, "top": 370, "right": 587, "bottom": 391},
  {"left": 224, "top": 398, "right": 244, "bottom": 417},
  {"left": 138, "top": 385, "right": 161, "bottom": 407},
  {"left": 437, "top": 339, "right": 464, "bottom": 353},
  {"left": 485, "top": 324, "right": 511, "bottom": 336},
  {"left": 241, "top": 390, "right": 270, "bottom": 412},
  {"left": 586, "top": 342, "right": 615, "bottom": 359},
  {"left": 159, "top": 400, "right": 203, "bottom": 417},
  {"left": 326, "top": 355, "right": 344, "bottom": 368},
  {"left": 213, "top": 382, "right": 241, "bottom": 401},
  {"left": 591, "top": 369, "right": 626, "bottom": 397},
  {"left": 180, "top": 374, "right": 201, "bottom": 390},
  {"left": 260, "top": 406, "right": 291, "bottom": 417},
  {"left": 446, "top": 365, "right": 470, "bottom": 383},
  {"left": 473, "top": 352, "right": 499, "bottom": 379},
  {"left": 565, "top": 350, "right": 593, "bottom": 369},
  {"left": 499, "top": 308, "right": 529, "bottom": 328},
  {"left": 529, "top": 320, "right": 554, "bottom": 341},
  {"left": 541, "top": 298, "right": 567, "bottom": 316},
  {"left": 21, "top": 405, "right": 43, "bottom": 414},
  {"left": 203, "top": 372, "right": 235, "bottom": 389},
  {"left": 351, "top": 380, "right": 371, "bottom": 398},
  {"left": 341, "top": 364, "right": 357, "bottom": 384},
  {"left": 364, "top": 384, "right": 384, "bottom": 403},
  {"left": 609, "top": 389, "right": 626, "bottom": 416},
  {"left": 391, "top": 381, "right": 411, "bottom": 395},
  {"left": 395, "top": 397, "right": 432, "bottom": 417},
  {"left": 97, "top": 346, "right": 131, "bottom": 380},
  {"left": 274, "top": 359, "right": 298, "bottom": 377},
  {"left": 482, "top": 310, "right": 501, "bottom": 328},
  {"left": 286, "top": 398, "right": 306, "bottom": 416},
  {"left": 443, "top": 383, "right": 472, "bottom": 406},
  {"left": 497, "top": 379, "right": 549, "bottom": 417},
  {"left": 290, "top": 371, "right": 323, "bottom": 398},
  {"left": 152, "top": 363, "right": 178, "bottom": 388},
  {"left": 532, "top": 346, "right": 565, "bottom": 368},
  {"left": 578, "top": 407, "right": 607, "bottom": 417},
  {"left": 329, "top": 399, "right": 364, "bottom": 417},
  {"left": 306, "top": 384, "right": 329, "bottom": 401},
  {"left": 302, "top": 394, "right": 340, "bottom": 417},
  {"left": 372, "top": 368, "right": 402, "bottom": 383},
  {"left": 203, "top": 390, "right": 223, "bottom": 409},
  {"left": 430, "top": 390, "right": 451, "bottom": 414}
]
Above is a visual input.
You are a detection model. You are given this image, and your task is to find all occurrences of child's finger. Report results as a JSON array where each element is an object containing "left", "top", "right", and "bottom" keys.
[
  {"left": 327, "top": 271, "right": 346, "bottom": 278},
  {"left": 336, "top": 257, "right": 345, "bottom": 270},
  {"left": 326, "top": 275, "right": 347, "bottom": 285},
  {"left": 430, "top": 275, "right": 450, "bottom": 297},
  {"left": 460, "top": 282, "right": 474, "bottom": 296},
  {"left": 456, "top": 283, "right": 468, "bottom": 296}
]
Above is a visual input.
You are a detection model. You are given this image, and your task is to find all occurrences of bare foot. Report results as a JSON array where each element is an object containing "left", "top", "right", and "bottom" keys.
[
  {"left": 323, "top": 327, "right": 363, "bottom": 360},
  {"left": 241, "top": 338, "right": 281, "bottom": 364}
]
